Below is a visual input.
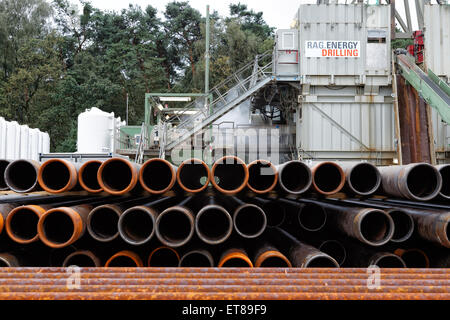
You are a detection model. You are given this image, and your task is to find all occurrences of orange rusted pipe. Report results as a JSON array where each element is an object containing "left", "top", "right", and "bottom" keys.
[
  {"left": 62, "top": 250, "right": 101, "bottom": 268},
  {"left": 211, "top": 156, "right": 249, "bottom": 194},
  {"left": 98, "top": 158, "right": 141, "bottom": 195},
  {"left": 38, "top": 159, "right": 79, "bottom": 194},
  {"left": 309, "top": 162, "right": 346, "bottom": 195},
  {"left": 148, "top": 247, "right": 180, "bottom": 267},
  {"left": 78, "top": 160, "right": 103, "bottom": 193},
  {"left": 105, "top": 251, "right": 143, "bottom": 267},
  {"left": 254, "top": 246, "right": 292, "bottom": 268},
  {"left": 247, "top": 160, "right": 278, "bottom": 194},
  {"left": 4, "top": 159, "right": 41, "bottom": 193},
  {"left": 394, "top": 249, "right": 430, "bottom": 268},
  {"left": 176, "top": 158, "right": 211, "bottom": 193},
  {"left": 0, "top": 204, "right": 16, "bottom": 235},
  {"left": 6, "top": 205, "right": 48, "bottom": 244},
  {"left": 139, "top": 158, "right": 177, "bottom": 194},
  {"left": 37, "top": 205, "right": 92, "bottom": 248},
  {"left": 218, "top": 249, "right": 253, "bottom": 268}
]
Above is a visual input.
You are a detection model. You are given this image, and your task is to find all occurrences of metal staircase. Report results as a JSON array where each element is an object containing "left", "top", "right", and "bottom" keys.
[{"left": 162, "top": 52, "right": 274, "bottom": 152}]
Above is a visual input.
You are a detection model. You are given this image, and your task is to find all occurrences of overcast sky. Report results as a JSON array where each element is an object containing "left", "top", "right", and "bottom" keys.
[{"left": 84, "top": 0, "right": 436, "bottom": 30}]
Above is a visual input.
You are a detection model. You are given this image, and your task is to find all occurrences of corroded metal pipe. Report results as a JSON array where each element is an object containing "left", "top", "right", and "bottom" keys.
[
  {"left": 98, "top": 158, "right": 141, "bottom": 195},
  {"left": 247, "top": 160, "right": 278, "bottom": 194},
  {"left": 5, "top": 159, "right": 41, "bottom": 193},
  {"left": 342, "top": 240, "right": 406, "bottom": 268},
  {"left": 254, "top": 245, "right": 292, "bottom": 268},
  {"left": 276, "top": 161, "right": 312, "bottom": 195},
  {"left": 155, "top": 197, "right": 195, "bottom": 248},
  {"left": 139, "top": 158, "right": 177, "bottom": 194},
  {"left": 62, "top": 250, "right": 101, "bottom": 267},
  {"left": 0, "top": 160, "right": 10, "bottom": 191},
  {"left": 0, "top": 203, "right": 16, "bottom": 235},
  {"left": 211, "top": 156, "right": 249, "bottom": 194},
  {"left": 394, "top": 249, "right": 430, "bottom": 268},
  {"left": 148, "top": 247, "right": 180, "bottom": 267},
  {"left": 435, "top": 164, "right": 450, "bottom": 200},
  {"left": 340, "top": 162, "right": 381, "bottom": 196},
  {"left": 78, "top": 160, "right": 103, "bottom": 193},
  {"left": 289, "top": 240, "right": 340, "bottom": 268},
  {"left": 38, "top": 159, "right": 80, "bottom": 193},
  {"left": 378, "top": 163, "right": 442, "bottom": 201},
  {"left": 309, "top": 162, "right": 345, "bottom": 195},
  {"left": 6, "top": 205, "right": 49, "bottom": 244},
  {"left": 277, "top": 198, "right": 327, "bottom": 232},
  {"left": 195, "top": 196, "right": 233, "bottom": 245},
  {"left": 218, "top": 249, "right": 253, "bottom": 268},
  {"left": 318, "top": 240, "right": 347, "bottom": 267},
  {"left": 105, "top": 251, "right": 143, "bottom": 267},
  {"left": 87, "top": 204, "right": 123, "bottom": 243},
  {"left": 179, "top": 250, "right": 214, "bottom": 267},
  {"left": 0, "top": 253, "right": 20, "bottom": 267},
  {"left": 37, "top": 205, "right": 92, "bottom": 248},
  {"left": 247, "top": 197, "right": 285, "bottom": 228},
  {"left": 177, "top": 158, "right": 211, "bottom": 193}
]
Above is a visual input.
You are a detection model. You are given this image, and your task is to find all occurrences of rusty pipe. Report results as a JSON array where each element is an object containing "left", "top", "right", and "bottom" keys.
[
  {"left": 301, "top": 199, "right": 394, "bottom": 246},
  {"left": 247, "top": 197, "right": 286, "bottom": 228},
  {"left": 195, "top": 197, "right": 233, "bottom": 245},
  {"left": 0, "top": 160, "right": 10, "bottom": 191},
  {"left": 98, "top": 158, "right": 141, "bottom": 195},
  {"left": 254, "top": 245, "right": 292, "bottom": 268},
  {"left": 148, "top": 247, "right": 180, "bottom": 267},
  {"left": 378, "top": 163, "right": 442, "bottom": 201},
  {"left": 179, "top": 250, "right": 214, "bottom": 267},
  {"left": 105, "top": 251, "right": 143, "bottom": 267},
  {"left": 277, "top": 198, "right": 327, "bottom": 232},
  {"left": 38, "top": 159, "right": 80, "bottom": 193},
  {"left": 309, "top": 162, "right": 345, "bottom": 195},
  {"left": 436, "top": 164, "right": 450, "bottom": 200},
  {"left": 62, "top": 250, "right": 101, "bottom": 267},
  {"left": 155, "top": 197, "right": 195, "bottom": 248},
  {"left": 368, "top": 252, "right": 407, "bottom": 268},
  {"left": 0, "top": 203, "right": 16, "bottom": 235},
  {"left": 394, "top": 249, "right": 430, "bottom": 268},
  {"left": 276, "top": 161, "right": 312, "bottom": 195},
  {"left": 139, "top": 158, "right": 177, "bottom": 194},
  {"left": 5, "top": 159, "right": 41, "bottom": 193},
  {"left": 340, "top": 162, "right": 381, "bottom": 196},
  {"left": 0, "top": 253, "right": 20, "bottom": 267},
  {"left": 211, "top": 156, "right": 249, "bottom": 194},
  {"left": 177, "top": 158, "right": 211, "bottom": 193},
  {"left": 5, "top": 205, "right": 48, "bottom": 244},
  {"left": 78, "top": 160, "right": 103, "bottom": 193},
  {"left": 318, "top": 240, "right": 347, "bottom": 267},
  {"left": 247, "top": 160, "right": 278, "bottom": 194},
  {"left": 218, "top": 249, "right": 253, "bottom": 268},
  {"left": 37, "top": 205, "right": 92, "bottom": 248}
]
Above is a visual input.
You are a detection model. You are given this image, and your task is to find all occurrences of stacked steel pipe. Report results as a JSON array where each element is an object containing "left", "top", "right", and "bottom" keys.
[{"left": 0, "top": 157, "right": 448, "bottom": 289}]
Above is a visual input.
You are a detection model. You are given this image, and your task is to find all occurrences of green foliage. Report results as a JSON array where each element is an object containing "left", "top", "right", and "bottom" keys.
[{"left": 0, "top": 0, "right": 275, "bottom": 152}]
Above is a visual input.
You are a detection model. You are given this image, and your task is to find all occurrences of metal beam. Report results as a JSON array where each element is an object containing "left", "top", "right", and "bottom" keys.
[{"left": 404, "top": 0, "right": 412, "bottom": 32}]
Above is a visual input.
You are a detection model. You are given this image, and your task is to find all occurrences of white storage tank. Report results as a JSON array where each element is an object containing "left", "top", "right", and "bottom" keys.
[
  {"left": 28, "top": 128, "right": 40, "bottom": 161},
  {"left": 77, "top": 107, "right": 122, "bottom": 154},
  {"left": 0, "top": 117, "right": 7, "bottom": 159},
  {"left": 42, "top": 132, "right": 50, "bottom": 157},
  {"left": 5, "top": 121, "right": 20, "bottom": 160},
  {"left": 19, "top": 125, "right": 30, "bottom": 159}
]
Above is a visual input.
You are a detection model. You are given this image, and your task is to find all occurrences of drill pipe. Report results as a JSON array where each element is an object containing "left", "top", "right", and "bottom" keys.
[
  {"left": 195, "top": 196, "right": 233, "bottom": 245},
  {"left": 78, "top": 160, "right": 103, "bottom": 193},
  {"left": 299, "top": 199, "right": 394, "bottom": 246},
  {"left": 0, "top": 253, "right": 20, "bottom": 267},
  {"left": 276, "top": 161, "right": 312, "bottom": 195},
  {"left": 378, "top": 163, "right": 442, "bottom": 201},
  {"left": 148, "top": 247, "right": 180, "bottom": 267},
  {"left": 179, "top": 250, "right": 214, "bottom": 267},
  {"left": 119, "top": 196, "right": 178, "bottom": 246},
  {"left": 38, "top": 159, "right": 80, "bottom": 193},
  {"left": 155, "top": 197, "right": 196, "bottom": 248},
  {"left": 38, "top": 205, "right": 92, "bottom": 248},
  {"left": 105, "top": 251, "right": 143, "bottom": 267},
  {"left": 326, "top": 198, "right": 415, "bottom": 243},
  {"left": 139, "top": 158, "right": 177, "bottom": 194},
  {"left": 62, "top": 250, "right": 101, "bottom": 268},
  {"left": 4, "top": 159, "right": 41, "bottom": 193},
  {"left": 211, "top": 156, "right": 249, "bottom": 194},
  {"left": 276, "top": 198, "right": 327, "bottom": 232},
  {"left": 394, "top": 249, "right": 430, "bottom": 268},
  {"left": 363, "top": 199, "right": 450, "bottom": 248},
  {"left": 435, "top": 164, "right": 450, "bottom": 200},
  {"left": 318, "top": 240, "right": 347, "bottom": 267},
  {"left": 218, "top": 248, "right": 253, "bottom": 268},
  {"left": 220, "top": 196, "right": 267, "bottom": 239},
  {"left": 0, "top": 160, "right": 10, "bottom": 191},
  {"left": 339, "top": 162, "right": 381, "bottom": 196},
  {"left": 87, "top": 196, "right": 159, "bottom": 243},
  {"left": 254, "top": 245, "right": 292, "bottom": 268},
  {"left": 246, "top": 160, "right": 278, "bottom": 194},
  {"left": 0, "top": 203, "right": 16, "bottom": 235},
  {"left": 342, "top": 240, "right": 406, "bottom": 268},
  {"left": 176, "top": 158, "right": 211, "bottom": 193},
  {"left": 309, "top": 162, "right": 346, "bottom": 195},
  {"left": 247, "top": 197, "right": 286, "bottom": 228},
  {"left": 98, "top": 158, "right": 141, "bottom": 195}
]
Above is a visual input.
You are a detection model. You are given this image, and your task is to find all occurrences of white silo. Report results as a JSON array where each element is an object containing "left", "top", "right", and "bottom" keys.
[
  {"left": 0, "top": 117, "right": 6, "bottom": 159},
  {"left": 29, "top": 128, "right": 40, "bottom": 161},
  {"left": 5, "top": 121, "right": 21, "bottom": 159},
  {"left": 77, "top": 107, "right": 116, "bottom": 154},
  {"left": 19, "top": 125, "right": 30, "bottom": 159}
]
